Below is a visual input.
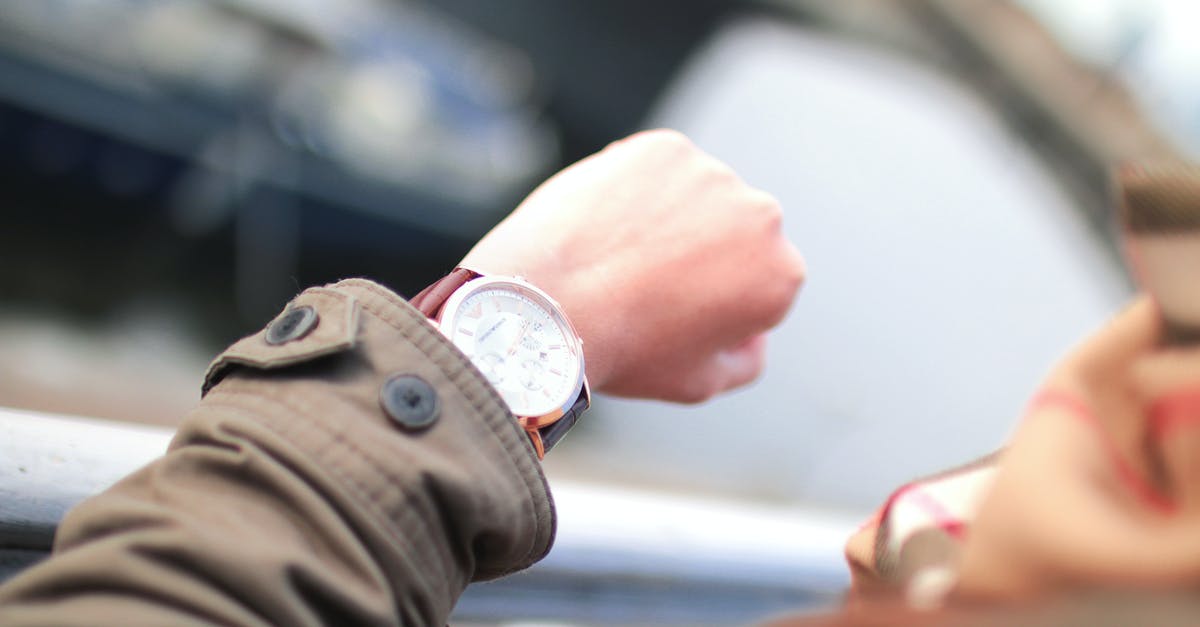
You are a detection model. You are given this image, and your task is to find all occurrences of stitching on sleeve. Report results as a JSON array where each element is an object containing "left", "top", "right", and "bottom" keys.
[{"left": 339, "top": 281, "right": 552, "bottom": 566}]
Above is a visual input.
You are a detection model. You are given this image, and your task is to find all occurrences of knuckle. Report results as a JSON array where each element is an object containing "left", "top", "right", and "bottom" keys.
[
  {"left": 784, "top": 245, "right": 807, "bottom": 290},
  {"left": 606, "top": 129, "right": 699, "bottom": 164},
  {"left": 704, "top": 158, "right": 740, "bottom": 184},
  {"left": 756, "top": 251, "right": 805, "bottom": 328},
  {"left": 644, "top": 127, "right": 692, "bottom": 146},
  {"left": 750, "top": 190, "right": 784, "bottom": 228},
  {"left": 782, "top": 264, "right": 806, "bottom": 302},
  {"left": 630, "top": 128, "right": 695, "bottom": 154},
  {"left": 752, "top": 188, "right": 781, "bottom": 208},
  {"left": 764, "top": 202, "right": 784, "bottom": 233}
]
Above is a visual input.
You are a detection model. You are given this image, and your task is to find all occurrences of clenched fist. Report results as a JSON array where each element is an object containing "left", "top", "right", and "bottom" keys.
[{"left": 461, "top": 129, "right": 806, "bottom": 403}]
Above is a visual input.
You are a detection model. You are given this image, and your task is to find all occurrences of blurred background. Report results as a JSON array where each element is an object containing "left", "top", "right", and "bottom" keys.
[{"left": 0, "top": 0, "right": 1198, "bottom": 614}]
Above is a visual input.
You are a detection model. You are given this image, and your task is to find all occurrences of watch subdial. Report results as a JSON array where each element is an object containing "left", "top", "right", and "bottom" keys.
[
  {"left": 444, "top": 281, "right": 582, "bottom": 417},
  {"left": 519, "top": 359, "right": 545, "bottom": 391},
  {"left": 474, "top": 352, "right": 506, "bottom": 385},
  {"left": 520, "top": 333, "right": 541, "bottom": 352}
]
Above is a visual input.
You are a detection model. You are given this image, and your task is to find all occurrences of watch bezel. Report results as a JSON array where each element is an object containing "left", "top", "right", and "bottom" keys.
[{"left": 436, "top": 275, "right": 586, "bottom": 421}]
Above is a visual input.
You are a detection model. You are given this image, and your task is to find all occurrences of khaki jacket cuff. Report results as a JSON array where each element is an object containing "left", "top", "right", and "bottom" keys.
[{"left": 0, "top": 278, "right": 554, "bottom": 626}]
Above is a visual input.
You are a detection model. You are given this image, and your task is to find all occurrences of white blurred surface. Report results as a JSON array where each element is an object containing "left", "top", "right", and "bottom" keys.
[
  {"left": 549, "top": 19, "right": 1131, "bottom": 513},
  {"left": 543, "top": 481, "right": 853, "bottom": 591},
  {"left": 1015, "top": 0, "right": 1200, "bottom": 155}
]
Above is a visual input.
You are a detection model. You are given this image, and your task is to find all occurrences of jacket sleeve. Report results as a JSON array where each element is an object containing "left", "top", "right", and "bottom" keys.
[{"left": 0, "top": 278, "right": 556, "bottom": 626}]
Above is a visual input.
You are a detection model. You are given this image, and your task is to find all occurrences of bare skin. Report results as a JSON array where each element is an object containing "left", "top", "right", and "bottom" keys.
[
  {"left": 957, "top": 297, "right": 1200, "bottom": 599},
  {"left": 461, "top": 129, "right": 807, "bottom": 403}
]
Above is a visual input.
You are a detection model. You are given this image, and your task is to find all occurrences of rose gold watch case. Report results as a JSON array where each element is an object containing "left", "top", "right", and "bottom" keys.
[{"left": 435, "top": 275, "right": 588, "bottom": 449}]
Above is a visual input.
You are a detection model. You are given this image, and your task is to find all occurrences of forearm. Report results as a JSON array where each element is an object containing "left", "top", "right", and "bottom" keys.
[
  {"left": 0, "top": 126, "right": 808, "bottom": 625},
  {"left": 0, "top": 279, "right": 554, "bottom": 626}
]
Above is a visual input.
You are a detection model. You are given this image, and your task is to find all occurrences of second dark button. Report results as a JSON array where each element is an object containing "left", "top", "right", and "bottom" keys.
[{"left": 380, "top": 374, "right": 440, "bottom": 430}]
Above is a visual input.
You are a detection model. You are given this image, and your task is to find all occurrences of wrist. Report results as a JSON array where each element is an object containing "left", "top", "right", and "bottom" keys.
[{"left": 537, "top": 279, "right": 618, "bottom": 395}]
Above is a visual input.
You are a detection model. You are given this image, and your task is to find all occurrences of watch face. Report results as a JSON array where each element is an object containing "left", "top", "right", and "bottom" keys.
[{"left": 440, "top": 278, "right": 584, "bottom": 417}]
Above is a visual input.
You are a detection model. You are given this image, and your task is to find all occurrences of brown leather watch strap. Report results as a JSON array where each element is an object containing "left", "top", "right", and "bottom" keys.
[
  {"left": 409, "top": 267, "right": 481, "bottom": 319},
  {"left": 535, "top": 388, "right": 590, "bottom": 457}
]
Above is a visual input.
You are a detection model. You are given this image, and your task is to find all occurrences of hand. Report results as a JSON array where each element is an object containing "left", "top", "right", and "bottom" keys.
[
  {"left": 956, "top": 297, "right": 1200, "bottom": 599},
  {"left": 460, "top": 129, "right": 806, "bottom": 403}
]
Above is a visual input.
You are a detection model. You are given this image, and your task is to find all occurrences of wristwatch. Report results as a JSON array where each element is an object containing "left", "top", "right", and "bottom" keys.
[{"left": 410, "top": 268, "right": 590, "bottom": 458}]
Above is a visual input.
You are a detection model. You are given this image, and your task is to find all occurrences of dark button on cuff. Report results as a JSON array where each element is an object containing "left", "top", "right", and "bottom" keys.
[
  {"left": 265, "top": 305, "right": 318, "bottom": 345},
  {"left": 380, "top": 374, "right": 439, "bottom": 430}
]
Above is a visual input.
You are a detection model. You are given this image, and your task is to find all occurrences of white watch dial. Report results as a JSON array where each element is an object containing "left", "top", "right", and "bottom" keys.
[{"left": 441, "top": 281, "right": 583, "bottom": 417}]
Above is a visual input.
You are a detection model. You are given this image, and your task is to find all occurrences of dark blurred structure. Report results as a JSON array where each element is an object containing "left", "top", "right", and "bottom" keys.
[
  {"left": 0, "top": 0, "right": 739, "bottom": 345},
  {"left": 431, "top": 0, "right": 736, "bottom": 164},
  {"left": 1, "top": 0, "right": 1186, "bottom": 341},
  {"left": 0, "top": 0, "right": 1193, "bottom": 466}
]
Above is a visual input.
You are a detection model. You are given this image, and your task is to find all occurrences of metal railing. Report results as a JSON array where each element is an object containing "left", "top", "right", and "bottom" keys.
[{"left": 0, "top": 407, "right": 853, "bottom": 625}]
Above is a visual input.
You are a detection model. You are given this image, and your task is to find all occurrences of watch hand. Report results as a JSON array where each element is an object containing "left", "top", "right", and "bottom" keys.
[{"left": 507, "top": 321, "right": 530, "bottom": 357}]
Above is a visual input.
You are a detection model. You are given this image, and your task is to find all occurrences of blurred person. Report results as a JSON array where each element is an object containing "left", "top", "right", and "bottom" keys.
[
  {"left": 0, "top": 128, "right": 807, "bottom": 625},
  {"left": 767, "top": 165, "right": 1200, "bottom": 625},
  {"left": 766, "top": 295, "right": 1200, "bottom": 626}
]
